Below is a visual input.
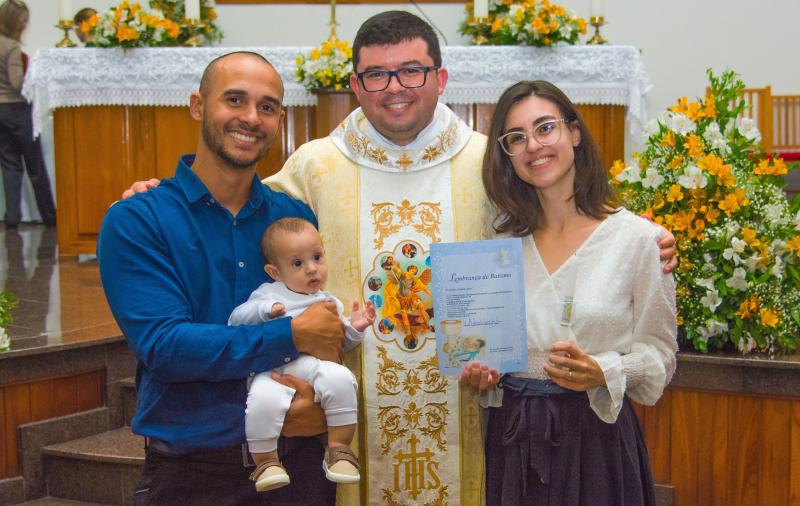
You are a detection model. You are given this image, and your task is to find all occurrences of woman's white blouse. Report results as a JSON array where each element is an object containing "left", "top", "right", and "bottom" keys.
[{"left": 496, "top": 209, "right": 678, "bottom": 423}]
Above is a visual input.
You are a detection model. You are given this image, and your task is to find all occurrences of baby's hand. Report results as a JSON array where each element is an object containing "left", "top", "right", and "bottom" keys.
[
  {"left": 350, "top": 300, "right": 376, "bottom": 332},
  {"left": 270, "top": 303, "right": 286, "bottom": 318}
]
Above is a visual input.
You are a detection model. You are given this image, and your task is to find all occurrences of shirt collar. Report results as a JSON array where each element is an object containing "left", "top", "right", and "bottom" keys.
[{"left": 176, "top": 154, "right": 265, "bottom": 212}]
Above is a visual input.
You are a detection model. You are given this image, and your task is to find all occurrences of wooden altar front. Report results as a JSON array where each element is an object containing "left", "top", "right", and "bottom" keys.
[
  {"left": 25, "top": 46, "right": 647, "bottom": 255},
  {"left": 51, "top": 101, "right": 624, "bottom": 255}
]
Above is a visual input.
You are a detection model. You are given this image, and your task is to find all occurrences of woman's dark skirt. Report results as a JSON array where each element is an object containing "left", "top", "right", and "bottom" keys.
[{"left": 485, "top": 377, "right": 656, "bottom": 506}]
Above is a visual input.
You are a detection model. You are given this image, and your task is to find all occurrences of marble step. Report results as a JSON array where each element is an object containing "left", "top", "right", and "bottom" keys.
[
  {"left": 17, "top": 498, "right": 110, "bottom": 505},
  {"left": 41, "top": 428, "right": 144, "bottom": 506},
  {"left": 117, "top": 378, "right": 136, "bottom": 427}
]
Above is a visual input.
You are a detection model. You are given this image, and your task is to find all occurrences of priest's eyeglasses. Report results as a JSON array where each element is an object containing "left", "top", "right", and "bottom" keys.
[
  {"left": 357, "top": 66, "right": 439, "bottom": 92},
  {"left": 497, "top": 118, "right": 567, "bottom": 156}
]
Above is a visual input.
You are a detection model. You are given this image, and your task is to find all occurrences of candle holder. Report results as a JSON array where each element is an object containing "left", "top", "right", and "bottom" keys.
[
  {"left": 182, "top": 19, "right": 206, "bottom": 47},
  {"left": 55, "top": 19, "right": 76, "bottom": 48},
  {"left": 587, "top": 16, "right": 607, "bottom": 45},
  {"left": 473, "top": 16, "right": 489, "bottom": 45},
  {"left": 326, "top": 0, "right": 339, "bottom": 43}
]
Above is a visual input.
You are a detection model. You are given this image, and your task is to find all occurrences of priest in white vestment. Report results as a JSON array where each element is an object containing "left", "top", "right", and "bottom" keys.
[{"left": 266, "top": 11, "right": 490, "bottom": 505}]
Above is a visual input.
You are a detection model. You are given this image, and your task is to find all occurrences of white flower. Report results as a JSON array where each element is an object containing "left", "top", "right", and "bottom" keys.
[
  {"left": 763, "top": 203, "right": 789, "bottom": 226},
  {"left": 695, "top": 277, "right": 716, "bottom": 291},
  {"left": 641, "top": 167, "right": 665, "bottom": 189},
  {"left": 700, "top": 289, "right": 723, "bottom": 312},
  {"left": 615, "top": 161, "right": 641, "bottom": 184},
  {"left": 678, "top": 164, "right": 708, "bottom": 189},
  {"left": 698, "top": 319, "right": 729, "bottom": 341},
  {"left": 772, "top": 256, "right": 785, "bottom": 279},
  {"left": 559, "top": 24, "right": 573, "bottom": 38},
  {"left": 702, "top": 254, "right": 715, "bottom": 272},
  {"left": 665, "top": 112, "right": 696, "bottom": 136},
  {"left": 771, "top": 239, "right": 787, "bottom": 255},
  {"left": 737, "top": 117, "right": 762, "bottom": 143},
  {"left": 743, "top": 255, "right": 761, "bottom": 272},
  {"left": 702, "top": 122, "right": 730, "bottom": 154},
  {"left": 725, "top": 222, "right": 741, "bottom": 240},
  {"left": 737, "top": 334, "right": 757, "bottom": 353},
  {"left": 643, "top": 119, "right": 660, "bottom": 141},
  {"left": 725, "top": 267, "right": 748, "bottom": 291},
  {"left": 0, "top": 327, "right": 8, "bottom": 351},
  {"left": 795, "top": 209, "right": 800, "bottom": 231}
]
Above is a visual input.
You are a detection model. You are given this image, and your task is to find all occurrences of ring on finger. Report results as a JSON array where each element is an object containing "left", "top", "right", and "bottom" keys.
[{"left": 568, "top": 370, "right": 573, "bottom": 379}]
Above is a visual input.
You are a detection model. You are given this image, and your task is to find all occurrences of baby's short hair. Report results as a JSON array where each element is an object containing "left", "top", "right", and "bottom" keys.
[{"left": 261, "top": 217, "right": 316, "bottom": 263}]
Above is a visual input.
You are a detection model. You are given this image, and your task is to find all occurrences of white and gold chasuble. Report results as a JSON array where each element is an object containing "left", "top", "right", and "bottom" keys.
[{"left": 266, "top": 104, "right": 490, "bottom": 505}]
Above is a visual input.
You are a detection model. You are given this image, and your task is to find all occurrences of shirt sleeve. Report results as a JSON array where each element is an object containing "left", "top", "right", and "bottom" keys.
[
  {"left": 6, "top": 45, "right": 24, "bottom": 91},
  {"left": 98, "top": 201, "right": 299, "bottom": 384},
  {"left": 586, "top": 226, "right": 677, "bottom": 423},
  {"left": 228, "top": 284, "right": 281, "bottom": 325},
  {"left": 332, "top": 296, "right": 363, "bottom": 352}
]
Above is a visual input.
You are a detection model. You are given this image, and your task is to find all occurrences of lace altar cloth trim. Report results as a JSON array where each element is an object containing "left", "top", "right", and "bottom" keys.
[{"left": 23, "top": 45, "right": 651, "bottom": 137}]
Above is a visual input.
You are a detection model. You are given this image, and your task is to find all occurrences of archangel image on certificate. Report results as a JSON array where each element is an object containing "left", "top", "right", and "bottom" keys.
[{"left": 430, "top": 237, "right": 528, "bottom": 376}]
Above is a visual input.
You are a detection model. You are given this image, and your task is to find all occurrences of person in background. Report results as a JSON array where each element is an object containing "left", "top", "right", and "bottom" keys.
[
  {"left": 0, "top": 0, "right": 56, "bottom": 228},
  {"left": 73, "top": 7, "right": 96, "bottom": 44},
  {"left": 461, "top": 80, "right": 678, "bottom": 505}
]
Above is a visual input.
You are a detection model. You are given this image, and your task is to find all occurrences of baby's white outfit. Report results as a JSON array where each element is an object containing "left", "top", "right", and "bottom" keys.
[{"left": 228, "top": 281, "right": 363, "bottom": 453}]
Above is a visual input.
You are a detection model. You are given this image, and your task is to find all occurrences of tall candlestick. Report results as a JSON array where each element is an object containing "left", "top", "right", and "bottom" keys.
[
  {"left": 59, "top": 0, "right": 73, "bottom": 21},
  {"left": 589, "top": 0, "right": 605, "bottom": 18},
  {"left": 474, "top": 0, "right": 489, "bottom": 19},
  {"left": 185, "top": 0, "right": 201, "bottom": 20}
]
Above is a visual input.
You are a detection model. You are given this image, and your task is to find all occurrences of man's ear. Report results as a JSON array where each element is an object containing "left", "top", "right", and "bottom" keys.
[
  {"left": 264, "top": 263, "right": 281, "bottom": 281},
  {"left": 189, "top": 92, "right": 203, "bottom": 121}
]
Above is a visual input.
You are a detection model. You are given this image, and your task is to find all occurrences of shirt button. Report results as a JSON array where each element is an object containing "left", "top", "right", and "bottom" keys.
[
  {"left": 209, "top": 198, "right": 216, "bottom": 204},
  {"left": 284, "top": 357, "right": 291, "bottom": 363},
  {"left": 238, "top": 261, "right": 245, "bottom": 268},
  {"left": 233, "top": 220, "right": 238, "bottom": 226}
]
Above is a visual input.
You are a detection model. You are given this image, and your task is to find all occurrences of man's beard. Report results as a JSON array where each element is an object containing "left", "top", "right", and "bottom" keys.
[{"left": 202, "top": 117, "right": 271, "bottom": 170}]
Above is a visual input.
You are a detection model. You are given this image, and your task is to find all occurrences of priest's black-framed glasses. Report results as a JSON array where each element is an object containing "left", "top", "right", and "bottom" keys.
[{"left": 356, "top": 66, "right": 439, "bottom": 92}]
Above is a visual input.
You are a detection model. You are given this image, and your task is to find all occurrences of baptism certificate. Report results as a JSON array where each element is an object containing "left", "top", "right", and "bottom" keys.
[{"left": 430, "top": 238, "right": 528, "bottom": 376}]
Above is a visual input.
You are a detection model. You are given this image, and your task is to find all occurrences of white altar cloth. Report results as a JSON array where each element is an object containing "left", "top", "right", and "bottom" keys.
[{"left": 22, "top": 45, "right": 651, "bottom": 137}]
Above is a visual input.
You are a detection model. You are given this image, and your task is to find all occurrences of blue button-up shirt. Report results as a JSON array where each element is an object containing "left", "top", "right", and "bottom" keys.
[{"left": 98, "top": 155, "right": 317, "bottom": 452}]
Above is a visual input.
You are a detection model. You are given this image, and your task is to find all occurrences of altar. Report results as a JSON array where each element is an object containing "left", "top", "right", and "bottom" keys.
[{"left": 23, "top": 45, "right": 651, "bottom": 255}]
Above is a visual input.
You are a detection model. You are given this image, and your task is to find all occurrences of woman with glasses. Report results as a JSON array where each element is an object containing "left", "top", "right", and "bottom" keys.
[
  {"left": 461, "top": 81, "right": 677, "bottom": 506},
  {"left": 0, "top": 0, "right": 56, "bottom": 228}
]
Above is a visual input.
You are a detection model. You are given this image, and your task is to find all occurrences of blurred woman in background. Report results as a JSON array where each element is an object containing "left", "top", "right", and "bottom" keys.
[{"left": 0, "top": 0, "right": 56, "bottom": 228}]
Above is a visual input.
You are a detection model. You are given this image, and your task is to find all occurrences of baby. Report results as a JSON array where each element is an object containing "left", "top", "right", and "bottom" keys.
[{"left": 228, "top": 217, "right": 375, "bottom": 492}]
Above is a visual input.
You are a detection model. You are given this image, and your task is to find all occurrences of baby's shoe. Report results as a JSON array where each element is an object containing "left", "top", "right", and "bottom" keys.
[
  {"left": 250, "top": 458, "right": 290, "bottom": 492},
  {"left": 323, "top": 445, "right": 360, "bottom": 483}
]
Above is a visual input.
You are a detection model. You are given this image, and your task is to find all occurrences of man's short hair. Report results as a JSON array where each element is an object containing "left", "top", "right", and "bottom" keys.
[
  {"left": 261, "top": 217, "right": 315, "bottom": 263},
  {"left": 198, "top": 51, "right": 276, "bottom": 96},
  {"left": 352, "top": 10, "right": 442, "bottom": 71},
  {"left": 73, "top": 7, "right": 96, "bottom": 25}
]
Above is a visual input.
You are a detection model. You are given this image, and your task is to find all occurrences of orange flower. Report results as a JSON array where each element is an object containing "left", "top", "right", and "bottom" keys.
[
  {"left": 705, "top": 206, "right": 721, "bottom": 224},
  {"left": 661, "top": 130, "right": 676, "bottom": 148},
  {"left": 667, "top": 184, "right": 684, "bottom": 203},
  {"left": 670, "top": 97, "right": 688, "bottom": 115},
  {"left": 787, "top": 236, "right": 800, "bottom": 256},
  {"left": 667, "top": 155, "right": 684, "bottom": 170},
  {"left": 759, "top": 308, "right": 779, "bottom": 328},
  {"left": 686, "top": 134, "right": 706, "bottom": 159},
  {"left": 609, "top": 160, "right": 626, "bottom": 178},
  {"left": 703, "top": 93, "right": 716, "bottom": 119}
]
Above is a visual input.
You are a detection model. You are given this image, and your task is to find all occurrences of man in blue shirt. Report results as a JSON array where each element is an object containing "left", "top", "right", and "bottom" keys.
[{"left": 98, "top": 52, "right": 343, "bottom": 505}]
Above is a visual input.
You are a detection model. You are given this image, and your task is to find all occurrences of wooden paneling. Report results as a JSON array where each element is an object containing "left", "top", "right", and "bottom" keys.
[
  {"left": 0, "top": 370, "right": 103, "bottom": 479},
  {"left": 636, "top": 388, "right": 800, "bottom": 506},
  {"left": 53, "top": 102, "right": 626, "bottom": 255}
]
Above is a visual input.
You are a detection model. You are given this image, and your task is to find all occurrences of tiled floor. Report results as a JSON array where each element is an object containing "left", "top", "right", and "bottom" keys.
[{"left": 0, "top": 224, "right": 120, "bottom": 355}]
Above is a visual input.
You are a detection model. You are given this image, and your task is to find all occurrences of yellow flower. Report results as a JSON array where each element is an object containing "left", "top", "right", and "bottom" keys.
[
  {"left": 685, "top": 133, "right": 705, "bottom": 159},
  {"left": 609, "top": 160, "right": 626, "bottom": 177},
  {"left": 705, "top": 206, "right": 720, "bottom": 224},
  {"left": 670, "top": 97, "right": 688, "bottom": 115},
  {"left": 207, "top": 8, "right": 217, "bottom": 20},
  {"left": 741, "top": 227, "right": 761, "bottom": 247},
  {"left": 578, "top": 18, "right": 587, "bottom": 33},
  {"left": 116, "top": 23, "right": 140, "bottom": 41},
  {"left": 532, "top": 17, "right": 546, "bottom": 32},
  {"left": 661, "top": 130, "right": 675, "bottom": 148},
  {"left": 667, "top": 184, "right": 684, "bottom": 203},
  {"left": 310, "top": 48, "right": 320, "bottom": 60},
  {"left": 685, "top": 101, "right": 704, "bottom": 121},
  {"left": 491, "top": 18, "right": 506, "bottom": 32},
  {"left": 737, "top": 296, "right": 759, "bottom": 319},
  {"left": 787, "top": 235, "right": 800, "bottom": 256},
  {"left": 759, "top": 308, "right": 779, "bottom": 328},
  {"left": 667, "top": 155, "right": 684, "bottom": 170},
  {"left": 772, "top": 158, "right": 788, "bottom": 175},
  {"left": 703, "top": 94, "right": 716, "bottom": 118}
]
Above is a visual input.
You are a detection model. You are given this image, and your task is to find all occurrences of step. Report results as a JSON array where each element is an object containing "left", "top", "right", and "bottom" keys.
[
  {"left": 118, "top": 378, "right": 136, "bottom": 427},
  {"left": 17, "top": 498, "right": 110, "bottom": 505},
  {"left": 41, "top": 428, "right": 144, "bottom": 506}
]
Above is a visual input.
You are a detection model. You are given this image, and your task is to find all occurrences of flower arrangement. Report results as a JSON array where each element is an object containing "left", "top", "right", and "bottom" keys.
[
  {"left": 85, "top": 0, "right": 222, "bottom": 48},
  {"left": 459, "top": 0, "right": 586, "bottom": 47},
  {"left": 0, "top": 290, "right": 18, "bottom": 351},
  {"left": 295, "top": 39, "right": 353, "bottom": 91},
  {"left": 611, "top": 69, "right": 800, "bottom": 355}
]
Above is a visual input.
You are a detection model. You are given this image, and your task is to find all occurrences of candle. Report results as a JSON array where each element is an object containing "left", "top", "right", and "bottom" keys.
[
  {"left": 474, "top": 0, "right": 489, "bottom": 19},
  {"left": 59, "top": 0, "right": 72, "bottom": 21},
  {"left": 185, "top": 0, "right": 201, "bottom": 20},
  {"left": 589, "top": 0, "right": 605, "bottom": 18}
]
